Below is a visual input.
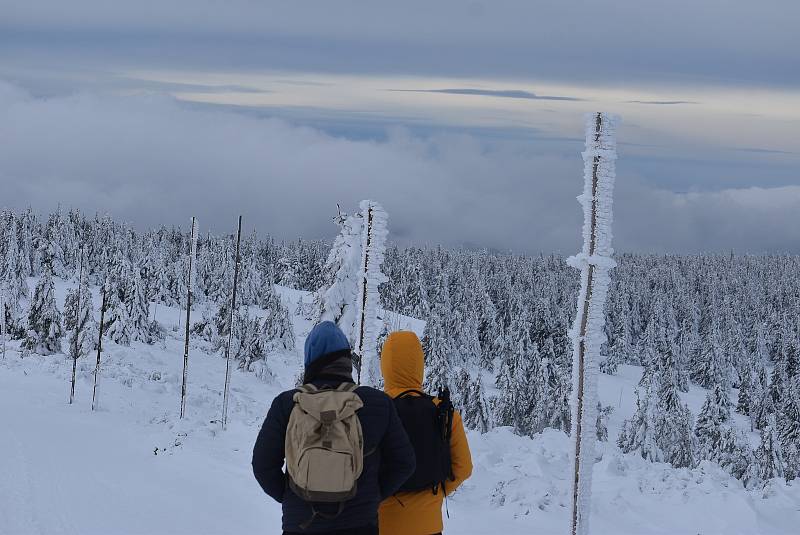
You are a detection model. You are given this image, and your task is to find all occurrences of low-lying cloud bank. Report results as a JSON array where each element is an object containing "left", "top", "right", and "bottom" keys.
[{"left": 0, "top": 81, "right": 797, "bottom": 253}]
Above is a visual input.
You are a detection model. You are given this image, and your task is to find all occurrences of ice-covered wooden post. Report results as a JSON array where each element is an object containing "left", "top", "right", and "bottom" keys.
[
  {"left": 222, "top": 216, "right": 243, "bottom": 430},
  {"left": 180, "top": 217, "right": 198, "bottom": 419},
  {"left": 568, "top": 112, "right": 619, "bottom": 535},
  {"left": 354, "top": 200, "right": 388, "bottom": 386}
]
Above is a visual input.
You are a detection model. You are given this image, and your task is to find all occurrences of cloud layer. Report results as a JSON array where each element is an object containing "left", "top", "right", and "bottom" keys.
[
  {"left": 0, "top": 82, "right": 798, "bottom": 253},
  {"left": 1, "top": 1, "right": 798, "bottom": 88}
]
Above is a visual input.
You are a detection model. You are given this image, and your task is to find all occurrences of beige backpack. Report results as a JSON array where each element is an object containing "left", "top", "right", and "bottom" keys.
[{"left": 285, "top": 382, "right": 365, "bottom": 515}]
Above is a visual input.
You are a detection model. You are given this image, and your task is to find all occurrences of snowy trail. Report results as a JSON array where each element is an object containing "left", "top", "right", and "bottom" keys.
[{"left": 0, "top": 371, "right": 274, "bottom": 535}]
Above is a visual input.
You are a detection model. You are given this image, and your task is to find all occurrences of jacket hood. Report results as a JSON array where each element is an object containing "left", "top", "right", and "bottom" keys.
[{"left": 381, "top": 331, "right": 424, "bottom": 396}]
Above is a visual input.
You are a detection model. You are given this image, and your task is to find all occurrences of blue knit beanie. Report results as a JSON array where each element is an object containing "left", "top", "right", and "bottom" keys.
[{"left": 304, "top": 321, "right": 351, "bottom": 367}]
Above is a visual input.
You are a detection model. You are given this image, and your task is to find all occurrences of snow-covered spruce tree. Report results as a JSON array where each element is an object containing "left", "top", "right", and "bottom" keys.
[
  {"left": 64, "top": 281, "right": 96, "bottom": 359},
  {"left": 277, "top": 245, "right": 301, "bottom": 289},
  {"left": 400, "top": 257, "right": 430, "bottom": 319},
  {"left": 692, "top": 316, "right": 722, "bottom": 388},
  {"left": 127, "top": 262, "right": 156, "bottom": 343},
  {"left": 23, "top": 266, "right": 63, "bottom": 355},
  {"left": 619, "top": 347, "right": 696, "bottom": 468},
  {"left": 104, "top": 283, "right": 133, "bottom": 346},
  {"left": 313, "top": 201, "right": 388, "bottom": 385},
  {"left": 618, "top": 380, "right": 662, "bottom": 462},
  {"left": 693, "top": 382, "right": 754, "bottom": 480},
  {"left": 777, "top": 384, "right": 800, "bottom": 480},
  {"left": 191, "top": 304, "right": 217, "bottom": 343},
  {"left": 239, "top": 235, "right": 265, "bottom": 307},
  {"left": 231, "top": 308, "right": 267, "bottom": 373},
  {"left": 737, "top": 356, "right": 756, "bottom": 417},
  {"left": 756, "top": 416, "right": 786, "bottom": 482},
  {"left": 457, "top": 367, "right": 492, "bottom": 433},
  {"left": 2, "top": 217, "right": 29, "bottom": 314},
  {"left": 495, "top": 332, "right": 542, "bottom": 436},
  {"left": 422, "top": 304, "right": 454, "bottom": 394},
  {"left": 313, "top": 209, "right": 363, "bottom": 343},
  {"left": 694, "top": 382, "right": 733, "bottom": 459},
  {"left": 750, "top": 363, "right": 775, "bottom": 431},
  {"left": 262, "top": 290, "right": 295, "bottom": 355},
  {"left": 541, "top": 335, "right": 572, "bottom": 433},
  {"left": 213, "top": 299, "right": 233, "bottom": 350}
]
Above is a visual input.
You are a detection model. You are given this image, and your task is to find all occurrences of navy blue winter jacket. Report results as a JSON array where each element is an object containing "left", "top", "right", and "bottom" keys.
[{"left": 252, "top": 377, "right": 416, "bottom": 532}]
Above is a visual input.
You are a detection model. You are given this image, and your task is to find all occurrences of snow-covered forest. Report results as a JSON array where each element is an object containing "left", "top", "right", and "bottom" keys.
[{"left": 3, "top": 206, "right": 799, "bottom": 494}]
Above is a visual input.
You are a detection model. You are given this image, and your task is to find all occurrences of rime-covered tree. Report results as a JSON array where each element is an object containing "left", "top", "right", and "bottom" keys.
[
  {"left": 620, "top": 348, "right": 695, "bottom": 468},
  {"left": 231, "top": 308, "right": 267, "bottom": 373},
  {"left": 64, "top": 281, "right": 96, "bottom": 358},
  {"left": 777, "top": 385, "right": 800, "bottom": 481},
  {"left": 756, "top": 416, "right": 786, "bottom": 481},
  {"left": 540, "top": 335, "right": 571, "bottom": 432},
  {"left": 695, "top": 383, "right": 733, "bottom": 458},
  {"left": 128, "top": 262, "right": 156, "bottom": 343},
  {"left": 495, "top": 332, "right": 541, "bottom": 436},
  {"left": 693, "top": 382, "right": 753, "bottom": 479},
  {"left": 457, "top": 368, "right": 492, "bottom": 433},
  {"left": 262, "top": 291, "right": 295, "bottom": 355},
  {"left": 105, "top": 284, "right": 133, "bottom": 346},
  {"left": 422, "top": 305, "right": 454, "bottom": 394},
  {"left": 23, "top": 266, "right": 63, "bottom": 355},
  {"left": 750, "top": 363, "right": 775, "bottom": 431},
  {"left": 313, "top": 209, "right": 363, "bottom": 342}
]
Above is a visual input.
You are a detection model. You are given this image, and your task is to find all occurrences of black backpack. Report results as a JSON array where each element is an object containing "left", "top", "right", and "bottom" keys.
[{"left": 393, "top": 388, "right": 455, "bottom": 494}]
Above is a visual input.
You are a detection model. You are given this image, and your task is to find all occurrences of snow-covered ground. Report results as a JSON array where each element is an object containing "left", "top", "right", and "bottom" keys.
[{"left": 1, "top": 281, "right": 798, "bottom": 534}]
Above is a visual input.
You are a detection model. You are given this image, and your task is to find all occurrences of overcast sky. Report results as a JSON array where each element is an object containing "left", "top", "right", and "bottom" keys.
[{"left": 1, "top": 1, "right": 798, "bottom": 253}]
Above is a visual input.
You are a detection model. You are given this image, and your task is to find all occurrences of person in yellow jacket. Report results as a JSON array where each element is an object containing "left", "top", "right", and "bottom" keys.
[{"left": 378, "top": 331, "right": 473, "bottom": 535}]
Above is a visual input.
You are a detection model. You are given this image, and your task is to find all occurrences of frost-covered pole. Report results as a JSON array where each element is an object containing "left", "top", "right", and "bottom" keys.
[
  {"left": 221, "top": 215, "right": 243, "bottom": 430},
  {"left": 180, "top": 217, "right": 198, "bottom": 419},
  {"left": 69, "top": 247, "right": 85, "bottom": 405},
  {"left": 353, "top": 200, "right": 388, "bottom": 386},
  {"left": 568, "top": 112, "right": 619, "bottom": 535},
  {"left": 91, "top": 282, "right": 108, "bottom": 411},
  {"left": 1, "top": 285, "right": 6, "bottom": 360}
]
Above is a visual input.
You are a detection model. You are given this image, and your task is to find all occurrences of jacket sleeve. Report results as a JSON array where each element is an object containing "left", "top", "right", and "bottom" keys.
[
  {"left": 252, "top": 393, "right": 291, "bottom": 503},
  {"left": 377, "top": 398, "right": 416, "bottom": 500},
  {"left": 446, "top": 409, "right": 473, "bottom": 496}
]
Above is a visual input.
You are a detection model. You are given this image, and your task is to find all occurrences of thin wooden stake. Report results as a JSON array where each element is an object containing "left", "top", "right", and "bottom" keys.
[
  {"left": 180, "top": 218, "right": 197, "bottom": 419},
  {"left": 222, "top": 216, "right": 243, "bottom": 430},
  {"left": 69, "top": 248, "right": 85, "bottom": 405},
  {"left": 92, "top": 283, "right": 108, "bottom": 411}
]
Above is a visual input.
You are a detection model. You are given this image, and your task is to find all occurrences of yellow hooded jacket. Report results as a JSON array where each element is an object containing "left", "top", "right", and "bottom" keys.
[{"left": 379, "top": 331, "right": 473, "bottom": 535}]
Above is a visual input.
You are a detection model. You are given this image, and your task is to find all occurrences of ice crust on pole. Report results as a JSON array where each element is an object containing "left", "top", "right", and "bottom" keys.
[
  {"left": 567, "top": 112, "right": 619, "bottom": 535},
  {"left": 354, "top": 200, "right": 389, "bottom": 386}
]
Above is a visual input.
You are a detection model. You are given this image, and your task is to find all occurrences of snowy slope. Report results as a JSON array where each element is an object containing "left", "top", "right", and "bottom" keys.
[{"left": 1, "top": 281, "right": 798, "bottom": 535}]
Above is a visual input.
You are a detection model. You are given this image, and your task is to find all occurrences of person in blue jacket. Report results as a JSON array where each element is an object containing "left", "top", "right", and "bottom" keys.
[{"left": 252, "top": 321, "right": 416, "bottom": 535}]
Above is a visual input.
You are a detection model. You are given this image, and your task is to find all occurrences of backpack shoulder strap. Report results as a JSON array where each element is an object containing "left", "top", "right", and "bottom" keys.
[
  {"left": 297, "top": 384, "right": 318, "bottom": 394},
  {"left": 336, "top": 382, "right": 358, "bottom": 393}
]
